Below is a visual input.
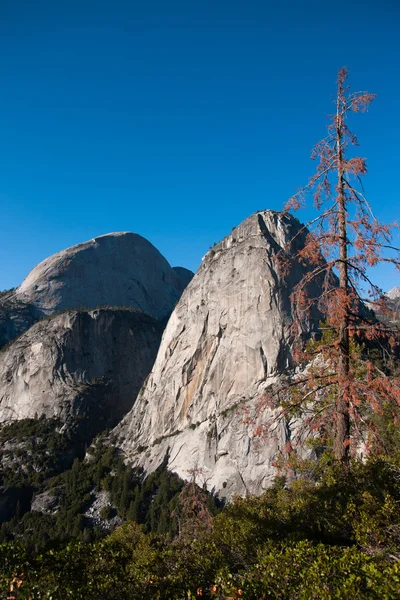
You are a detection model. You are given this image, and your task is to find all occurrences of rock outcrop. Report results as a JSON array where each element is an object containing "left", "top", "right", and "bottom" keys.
[
  {"left": 172, "top": 267, "right": 195, "bottom": 293},
  {"left": 0, "top": 292, "right": 41, "bottom": 350},
  {"left": 31, "top": 488, "right": 64, "bottom": 515},
  {"left": 0, "top": 309, "right": 163, "bottom": 435},
  {"left": 0, "top": 232, "right": 193, "bottom": 348},
  {"left": 116, "top": 210, "right": 326, "bottom": 498},
  {"left": 387, "top": 287, "right": 400, "bottom": 301}
]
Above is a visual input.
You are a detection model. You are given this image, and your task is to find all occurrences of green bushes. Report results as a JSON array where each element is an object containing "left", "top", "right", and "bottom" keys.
[
  {"left": 1, "top": 528, "right": 400, "bottom": 599},
  {"left": 1, "top": 458, "right": 400, "bottom": 599},
  {"left": 0, "top": 418, "right": 81, "bottom": 488},
  {"left": 0, "top": 288, "right": 15, "bottom": 298},
  {"left": 238, "top": 542, "right": 400, "bottom": 599},
  {"left": 99, "top": 505, "right": 114, "bottom": 520},
  {"left": 2, "top": 420, "right": 400, "bottom": 598}
]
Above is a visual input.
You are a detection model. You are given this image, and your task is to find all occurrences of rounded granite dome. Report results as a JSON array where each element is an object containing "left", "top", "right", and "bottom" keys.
[{"left": 15, "top": 232, "right": 192, "bottom": 320}]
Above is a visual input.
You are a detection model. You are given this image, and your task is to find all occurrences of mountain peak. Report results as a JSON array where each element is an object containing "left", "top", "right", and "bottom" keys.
[
  {"left": 387, "top": 286, "right": 400, "bottom": 300},
  {"left": 13, "top": 232, "right": 193, "bottom": 319},
  {"left": 116, "top": 209, "right": 325, "bottom": 497}
]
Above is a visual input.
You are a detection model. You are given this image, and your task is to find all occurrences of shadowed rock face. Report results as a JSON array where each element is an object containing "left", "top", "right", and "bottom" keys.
[
  {"left": 0, "top": 309, "right": 163, "bottom": 436},
  {"left": 172, "top": 267, "right": 195, "bottom": 293},
  {"left": 116, "top": 210, "right": 326, "bottom": 498},
  {"left": 0, "top": 292, "right": 42, "bottom": 350}
]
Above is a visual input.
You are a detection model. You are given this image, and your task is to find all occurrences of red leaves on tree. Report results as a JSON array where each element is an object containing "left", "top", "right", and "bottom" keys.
[{"left": 250, "top": 68, "right": 400, "bottom": 466}]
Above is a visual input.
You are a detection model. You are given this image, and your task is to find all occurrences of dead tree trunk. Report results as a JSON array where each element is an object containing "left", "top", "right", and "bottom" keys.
[{"left": 334, "top": 81, "right": 350, "bottom": 463}]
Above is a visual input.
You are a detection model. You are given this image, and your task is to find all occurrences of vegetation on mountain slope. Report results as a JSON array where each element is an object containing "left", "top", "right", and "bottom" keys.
[{"left": 1, "top": 454, "right": 400, "bottom": 598}]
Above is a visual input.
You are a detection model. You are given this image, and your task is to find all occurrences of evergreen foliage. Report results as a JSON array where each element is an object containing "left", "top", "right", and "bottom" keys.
[
  {"left": 0, "top": 423, "right": 216, "bottom": 550},
  {"left": 1, "top": 458, "right": 400, "bottom": 598},
  {"left": 0, "top": 418, "right": 78, "bottom": 488}
]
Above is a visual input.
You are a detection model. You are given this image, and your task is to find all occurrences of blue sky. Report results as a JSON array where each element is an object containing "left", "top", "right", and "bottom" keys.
[{"left": 0, "top": 0, "right": 399, "bottom": 291}]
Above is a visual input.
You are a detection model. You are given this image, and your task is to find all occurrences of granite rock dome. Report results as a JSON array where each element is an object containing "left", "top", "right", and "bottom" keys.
[{"left": 116, "top": 210, "right": 326, "bottom": 497}]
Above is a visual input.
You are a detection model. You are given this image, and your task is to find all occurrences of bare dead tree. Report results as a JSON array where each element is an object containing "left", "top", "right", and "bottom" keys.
[{"left": 251, "top": 69, "right": 400, "bottom": 465}]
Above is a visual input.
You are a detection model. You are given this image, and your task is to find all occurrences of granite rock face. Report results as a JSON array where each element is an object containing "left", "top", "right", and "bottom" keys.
[
  {"left": 0, "top": 292, "right": 41, "bottom": 350},
  {"left": 31, "top": 488, "right": 64, "bottom": 515},
  {"left": 116, "top": 210, "right": 326, "bottom": 498},
  {"left": 0, "top": 233, "right": 193, "bottom": 348},
  {"left": 387, "top": 287, "right": 400, "bottom": 300},
  {"left": 14, "top": 232, "right": 192, "bottom": 320},
  {"left": 172, "top": 267, "right": 195, "bottom": 293},
  {"left": 0, "top": 309, "right": 162, "bottom": 434}
]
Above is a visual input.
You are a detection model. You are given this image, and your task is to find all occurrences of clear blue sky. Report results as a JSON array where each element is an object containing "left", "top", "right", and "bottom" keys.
[{"left": 1, "top": 0, "right": 399, "bottom": 291}]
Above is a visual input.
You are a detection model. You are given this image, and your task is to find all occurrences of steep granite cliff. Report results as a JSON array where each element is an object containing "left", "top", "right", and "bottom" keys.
[
  {"left": 116, "top": 210, "right": 326, "bottom": 497},
  {"left": 0, "top": 309, "right": 162, "bottom": 435},
  {"left": 0, "top": 293, "right": 40, "bottom": 351}
]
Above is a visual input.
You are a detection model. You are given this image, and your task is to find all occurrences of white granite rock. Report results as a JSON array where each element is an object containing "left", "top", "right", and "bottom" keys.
[
  {"left": 116, "top": 211, "right": 325, "bottom": 498},
  {"left": 14, "top": 232, "right": 192, "bottom": 320},
  {"left": 387, "top": 287, "right": 400, "bottom": 300}
]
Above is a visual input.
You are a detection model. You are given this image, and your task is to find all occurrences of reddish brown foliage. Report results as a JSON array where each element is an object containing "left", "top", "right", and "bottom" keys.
[
  {"left": 171, "top": 467, "right": 213, "bottom": 540},
  {"left": 255, "top": 69, "right": 400, "bottom": 464}
]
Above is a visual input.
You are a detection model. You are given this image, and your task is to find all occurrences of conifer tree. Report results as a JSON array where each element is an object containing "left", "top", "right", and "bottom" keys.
[
  {"left": 172, "top": 468, "right": 213, "bottom": 540},
  {"left": 257, "top": 69, "right": 400, "bottom": 463}
]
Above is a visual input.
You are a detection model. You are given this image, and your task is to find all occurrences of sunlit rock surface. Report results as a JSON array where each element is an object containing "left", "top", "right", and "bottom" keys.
[
  {"left": 116, "top": 210, "right": 325, "bottom": 498},
  {"left": 14, "top": 232, "right": 192, "bottom": 320}
]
